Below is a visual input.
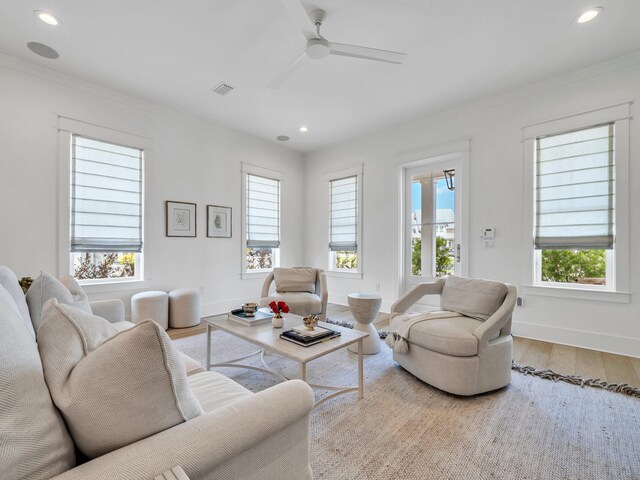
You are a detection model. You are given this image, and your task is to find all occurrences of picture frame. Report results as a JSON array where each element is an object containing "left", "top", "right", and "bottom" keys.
[
  {"left": 207, "top": 205, "right": 232, "bottom": 238},
  {"left": 166, "top": 201, "right": 197, "bottom": 237}
]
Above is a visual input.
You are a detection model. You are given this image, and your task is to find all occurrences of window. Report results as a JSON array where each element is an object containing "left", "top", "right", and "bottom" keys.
[
  {"left": 70, "top": 135, "right": 144, "bottom": 282},
  {"left": 245, "top": 172, "right": 280, "bottom": 272},
  {"left": 327, "top": 166, "right": 362, "bottom": 274},
  {"left": 535, "top": 124, "right": 613, "bottom": 287},
  {"left": 523, "top": 103, "right": 630, "bottom": 298}
]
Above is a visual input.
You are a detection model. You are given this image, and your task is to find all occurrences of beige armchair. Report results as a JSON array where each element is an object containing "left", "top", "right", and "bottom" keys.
[
  {"left": 259, "top": 267, "right": 328, "bottom": 321},
  {"left": 389, "top": 275, "right": 517, "bottom": 396}
]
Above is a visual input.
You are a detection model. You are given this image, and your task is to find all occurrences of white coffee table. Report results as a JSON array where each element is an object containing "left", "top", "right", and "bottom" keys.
[
  {"left": 205, "top": 313, "right": 368, "bottom": 408},
  {"left": 347, "top": 292, "right": 383, "bottom": 354}
]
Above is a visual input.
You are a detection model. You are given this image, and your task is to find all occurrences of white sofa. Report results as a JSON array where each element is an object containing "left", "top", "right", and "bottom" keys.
[{"left": 0, "top": 266, "right": 315, "bottom": 480}]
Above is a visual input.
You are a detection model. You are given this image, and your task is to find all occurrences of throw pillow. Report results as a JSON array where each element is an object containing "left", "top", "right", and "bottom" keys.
[
  {"left": 274, "top": 267, "right": 317, "bottom": 294},
  {"left": 26, "top": 271, "right": 92, "bottom": 333},
  {"left": 0, "top": 265, "right": 35, "bottom": 338},
  {"left": 0, "top": 286, "right": 75, "bottom": 479},
  {"left": 37, "top": 300, "right": 204, "bottom": 459},
  {"left": 440, "top": 275, "right": 508, "bottom": 321}
]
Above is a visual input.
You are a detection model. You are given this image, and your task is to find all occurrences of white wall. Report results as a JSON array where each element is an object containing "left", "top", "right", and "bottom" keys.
[
  {"left": 0, "top": 54, "right": 305, "bottom": 317},
  {"left": 303, "top": 52, "right": 640, "bottom": 358}
]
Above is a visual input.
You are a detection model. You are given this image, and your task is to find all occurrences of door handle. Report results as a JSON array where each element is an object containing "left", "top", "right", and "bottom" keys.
[{"left": 456, "top": 244, "right": 461, "bottom": 263}]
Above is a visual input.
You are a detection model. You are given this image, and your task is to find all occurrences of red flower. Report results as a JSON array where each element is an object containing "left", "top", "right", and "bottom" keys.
[
  {"left": 269, "top": 301, "right": 278, "bottom": 314},
  {"left": 282, "top": 305, "right": 290, "bottom": 313},
  {"left": 268, "top": 300, "right": 290, "bottom": 314}
]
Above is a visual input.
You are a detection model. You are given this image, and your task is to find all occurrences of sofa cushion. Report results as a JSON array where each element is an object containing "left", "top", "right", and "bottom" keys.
[
  {"left": 37, "top": 300, "right": 204, "bottom": 459},
  {"left": 26, "top": 271, "right": 92, "bottom": 333},
  {"left": 0, "top": 286, "right": 75, "bottom": 479},
  {"left": 188, "top": 371, "right": 253, "bottom": 413},
  {"left": 0, "top": 265, "right": 35, "bottom": 338},
  {"left": 259, "top": 292, "right": 322, "bottom": 317},
  {"left": 403, "top": 315, "right": 498, "bottom": 357},
  {"left": 441, "top": 276, "right": 508, "bottom": 321},
  {"left": 273, "top": 267, "right": 317, "bottom": 294}
]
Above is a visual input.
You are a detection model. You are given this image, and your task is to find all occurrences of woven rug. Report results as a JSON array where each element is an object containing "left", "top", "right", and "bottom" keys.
[{"left": 174, "top": 331, "right": 640, "bottom": 480}]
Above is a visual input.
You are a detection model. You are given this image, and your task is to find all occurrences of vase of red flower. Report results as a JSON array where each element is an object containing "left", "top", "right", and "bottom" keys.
[{"left": 269, "top": 301, "right": 290, "bottom": 328}]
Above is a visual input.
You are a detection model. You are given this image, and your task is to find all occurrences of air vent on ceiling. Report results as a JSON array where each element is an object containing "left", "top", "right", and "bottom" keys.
[{"left": 210, "top": 82, "right": 235, "bottom": 96}]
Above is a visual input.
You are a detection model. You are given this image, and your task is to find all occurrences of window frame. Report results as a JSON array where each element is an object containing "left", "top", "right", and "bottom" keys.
[
  {"left": 326, "top": 165, "right": 363, "bottom": 277},
  {"left": 241, "top": 163, "right": 283, "bottom": 279},
  {"left": 57, "top": 116, "right": 150, "bottom": 290},
  {"left": 522, "top": 103, "right": 631, "bottom": 301}
]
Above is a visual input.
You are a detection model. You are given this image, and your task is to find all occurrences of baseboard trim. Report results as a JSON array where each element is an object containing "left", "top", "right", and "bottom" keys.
[{"left": 513, "top": 321, "right": 640, "bottom": 359}]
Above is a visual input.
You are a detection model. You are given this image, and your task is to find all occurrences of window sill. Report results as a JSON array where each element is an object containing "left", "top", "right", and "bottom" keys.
[
  {"left": 80, "top": 279, "right": 151, "bottom": 294},
  {"left": 521, "top": 285, "right": 631, "bottom": 304},
  {"left": 241, "top": 271, "right": 271, "bottom": 280},
  {"left": 326, "top": 270, "right": 363, "bottom": 279}
]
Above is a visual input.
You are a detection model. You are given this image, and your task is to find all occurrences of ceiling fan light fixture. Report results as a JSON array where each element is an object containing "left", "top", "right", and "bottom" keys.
[
  {"left": 576, "top": 7, "right": 603, "bottom": 24},
  {"left": 306, "top": 38, "right": 330, "bottom": 59},
  {"left": 34, "top": 10, "right": 61, "bottom": 26}
]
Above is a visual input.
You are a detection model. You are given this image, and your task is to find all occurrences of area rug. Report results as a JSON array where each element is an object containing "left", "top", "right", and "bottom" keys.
[{"left": 174, "top": 332, "right": 639, "bottom": 480}]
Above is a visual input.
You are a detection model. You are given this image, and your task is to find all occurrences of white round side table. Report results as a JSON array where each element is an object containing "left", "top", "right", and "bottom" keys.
[{"left": 347, "top": 292, "right": 382, "bottom": 355}]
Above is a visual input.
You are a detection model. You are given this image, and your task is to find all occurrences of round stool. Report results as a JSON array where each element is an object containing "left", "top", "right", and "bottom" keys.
[
  {"left": 347, "top": 292, "right": 382, "bottom": 355},
  {"left": 169, "top": 288, "right": 201, "bottom": 329},
  {"left": 131, "top": 291, "right": 169, "bottom": 330}
]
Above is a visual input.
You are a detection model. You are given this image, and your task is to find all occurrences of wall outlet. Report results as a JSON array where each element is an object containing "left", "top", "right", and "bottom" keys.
[
  {"left": 516, "top": 296, "right": 524, "bottom": 307},
  {"left": 374, "top": 283, "right": 381, "bottom": 292},
  {"left": 199, "top": 286, "right": 205, "bottom": 295},
  {"left": 483, "top": 239, "right": 495, "bottom": 248}
]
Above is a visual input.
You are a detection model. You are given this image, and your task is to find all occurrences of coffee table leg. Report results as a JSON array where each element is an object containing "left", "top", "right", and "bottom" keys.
[
  {"left": 300, "top": 362, "right": 307, "bottom": 382},
  {"left": 206, "top": 323, "right": 212, "bottom": 371},
  {"left": 358, "top": 338, "right": 364, "bottom": 399}
]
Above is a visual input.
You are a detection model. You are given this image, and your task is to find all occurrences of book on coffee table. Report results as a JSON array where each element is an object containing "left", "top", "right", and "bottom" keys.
[
  {"left": 279, "top": 331, "right": 341, "bottom": 347},
  {"left": 228, "top": 308, "right": 274, "bottom": 326}
]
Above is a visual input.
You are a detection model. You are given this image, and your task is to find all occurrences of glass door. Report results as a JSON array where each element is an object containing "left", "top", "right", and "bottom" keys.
[{"left": 404, "top": 158, "right": 462, "bottom": 290}]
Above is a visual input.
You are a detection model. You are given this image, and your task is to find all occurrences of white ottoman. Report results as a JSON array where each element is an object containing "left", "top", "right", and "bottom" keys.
[
  {"left": 347, "top": 292, "right": 382, "bottom": 355},
  {"left": 169, "top": 288, "right": 201, "bottom": 329},
  {"left": 131, "top": 291, "right": 169, "bottom": 330}
]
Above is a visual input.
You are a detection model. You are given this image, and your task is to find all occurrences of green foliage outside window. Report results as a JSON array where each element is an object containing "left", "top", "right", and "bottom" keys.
[
  {"left": 74, "top": 253, "right": 135, "bottom": 280},
  {"left": 541, "top": 249, "right": 606, "bottom": 284},
  {"left": 412, "top": 236, "right": 454, "bottom": 277},
  {"left": 335, "top": 251, "right": 357, "bottom": 270},
  {"left": 246, "top": 248, "right": 273, "bottom": 270}
]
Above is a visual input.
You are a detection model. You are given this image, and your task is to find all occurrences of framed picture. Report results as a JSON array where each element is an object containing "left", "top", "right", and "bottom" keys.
[
  {"left": 207, "top": 205, "right": 232, "bottom": 238},
  {"left": 166, "top": 201, "right": 197, "bottom": 237}
]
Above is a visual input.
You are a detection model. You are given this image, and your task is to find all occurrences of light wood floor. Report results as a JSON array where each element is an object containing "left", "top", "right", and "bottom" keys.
[{"left": 168, "top": 303, "right": 640, "bottom": 388}]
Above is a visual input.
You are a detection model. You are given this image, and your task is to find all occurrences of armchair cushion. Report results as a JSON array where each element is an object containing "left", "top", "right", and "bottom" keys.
[
  {"left": 188, "top": 371, "right": 253, "bottom": 413},
  {"left": 26, "top": 271, "right": 92, "bottom": 332},
  {"left": 0, "top": 286, "right": 75, "bottom": 480},
  {"left": 441, "top": 275, "right": 508, "bottom": 321},
  {"left": 273, "top": 267, "right": 317, "bottom": 294},
  {"left": 392, "top": 313, "right": 499, "bottom": 357},
  {"left": 38, "top": 300, "right": 204, "bottom": 459},
  {"left": 259, "top": 292, "right": 322, "bottom": 317}
]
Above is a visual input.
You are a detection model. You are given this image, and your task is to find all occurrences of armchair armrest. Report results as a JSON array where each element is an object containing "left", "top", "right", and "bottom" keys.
[
  {"left": 260, "top": 273, "right": 275, "bottom": 299},
  {"left": 51, "top": 379, "right": 314, "bottom": 480},
  {"left": 317, "top": 270, "right": 328, "bottom": 321},
  {"left": 390, "top": 280, "right": 445, "bottom": 316},
  {"left": 90, "top": 299, "right": 125, "bottom": 324},
  {"left": 473, "top": 285, "right": 517, "bottom": 344}
]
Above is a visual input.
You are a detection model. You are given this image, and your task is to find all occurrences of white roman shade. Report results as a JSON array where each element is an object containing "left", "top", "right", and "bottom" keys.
[
  {"left": 535, "top": 123, "right": 614, "bottom": 250},
  {"left": 246, "top": 173, "right": 280, "bottom": 248},
  {"left": 71, "top": 135, "right": 143, "bottom": 253},
  {"left": 329, "top": 175, "right": 358, "bottom": 252}
]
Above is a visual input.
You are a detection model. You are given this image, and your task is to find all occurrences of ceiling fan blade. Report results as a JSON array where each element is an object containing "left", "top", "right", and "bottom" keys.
[
  {"left": 279, "top": 0, "right": 317, "bottom": 40},
  {"left": 268, "top": 52, "right": 309, "bottom": 89},
  {"left": 330, "top": 43, "right": 407, "bottom": 65}
]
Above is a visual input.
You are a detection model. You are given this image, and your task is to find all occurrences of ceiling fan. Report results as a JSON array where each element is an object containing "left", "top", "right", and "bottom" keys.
[{"left": 268, "top": 0, "right": 407, "bottom": 89}]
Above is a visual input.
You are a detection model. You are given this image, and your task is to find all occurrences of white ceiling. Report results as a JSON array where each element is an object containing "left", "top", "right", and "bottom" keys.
[{"left": 1, "top": 0, "right": 639, "bottom": 152}]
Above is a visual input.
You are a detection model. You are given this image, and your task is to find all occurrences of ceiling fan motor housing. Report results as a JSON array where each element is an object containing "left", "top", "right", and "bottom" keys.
[{"left": 306, "top": 37, "right": 330, "bottom": 59}]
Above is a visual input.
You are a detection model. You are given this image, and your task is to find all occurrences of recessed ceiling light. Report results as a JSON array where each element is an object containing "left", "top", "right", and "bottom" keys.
[
  {"left": 299, "top": 126, "right": 309, "bottom": 133},
  {"left": 576, "top": 7, "right": 603, "bottom": 24},
  {"left": 276, "top": 135, "right": 290, "bottom": 141},
  {"left": 34, "top": 10, "right": 61, "bottom": 26}
]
